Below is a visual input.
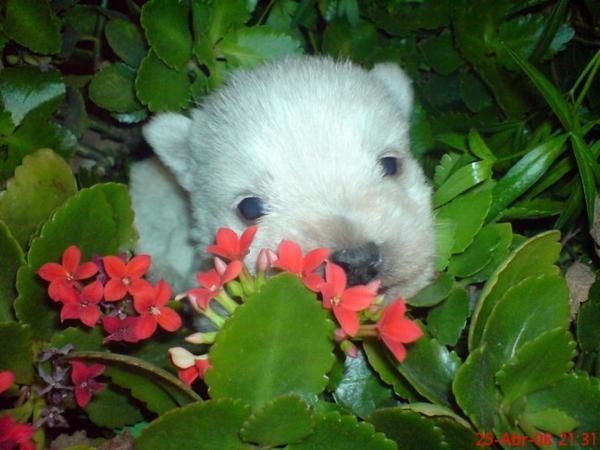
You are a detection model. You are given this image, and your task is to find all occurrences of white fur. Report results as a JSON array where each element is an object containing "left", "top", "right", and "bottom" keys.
[{"left": 132, "top": 56, "right": 435, "bottom": 299}]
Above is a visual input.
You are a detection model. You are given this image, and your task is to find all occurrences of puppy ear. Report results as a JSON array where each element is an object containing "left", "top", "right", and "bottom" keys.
[
  {"left": 370, "top": 63, "right": 414, "bottom": 120},
  {"left": 143, "top": 112, "right": 194, "bottom": 190}
]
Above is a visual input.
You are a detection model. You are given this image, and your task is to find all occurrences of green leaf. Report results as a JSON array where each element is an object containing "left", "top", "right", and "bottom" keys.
[
  {"left": 208, "top": 0, "right": 251, "bottom": 44},
  {"left": 362, "top": 341, "right": 421, "bottom": 402},
  {"left": 135, "top": 50, "right": 191, "bottom": 112},
  {"left": 452, "top": 345, "right": 500, "bottom": 431},
  {"left": 436, "top": 188, "right": 492, "bottom": 254},
  {"left": 427, "top": 287, "right": 469, "bottom": 347},
  {"left": 89, "top": 63, "right": 143, "bottom": 113},
  {"left": 571, "top": 132, "right": 598, "bottom": 225},
  {"left": 487, "top": 134, "right": 568, "bottom": 222},
  {"left": 137, "top": 399, "right": 253, "bottom": 450},
  {"left": 419, "top": 32, "right": 464, "bottom": 75},
  {"left": 481, "top": 275, "right": 570, "bottom": 371},
  {"left": 50, "top": 327, "right": 103, "bottom": 352},
  {"left": 505, "top": 46, "right": 573, "bottom": 130},
  {"left": 408, "top": 272, "right": 454, "bottom": 308},
  {"left": 0, "top": 67, "right": 65, "bottom": 127},
  {"left": 523, "top": 408, "right": 578, "bottom": 435},
  {"left": 433, "top": 160, "right": 492, "bottom": 208},
  {"left": 332, "top": 351, "right": 395, "bottom": 418},
  {"left": 240, "top": 395, "right": 314, "bottom": 446},
  {"left": 205, "top": 274, "right": 334, "bottom": 408},
  {"left": 448, "top": 225, "right": 503, "bottom": 278},
  {"left": 141, "top": 0, "right": 192, "bottom": 70},
  {"left": 0, "top": 149, "right": 77, "bottom": 248},
  {"left": 526, "top": 374, "right": 600, "bottom": 445},
  {"left": 219, "top": 26, "right": 302, "bottom": 67},
  {"left": 0, "top": 221, "right": 24, "bottom": 322},
  {"left": 433, "top": 219, "right": 454, "bottom": 272},
  {"left": 496, "top": 328, "right": 575, "bottom": 403},
  {"left": 287, "top": 412, "right": 396, "bottom": 450},
  {"left": 86, "top": 385, "right": 144, "bottom": 429},
  {"left": 322, "top": 19, "right": 379, "bottom": 64},
  {"left": 433, "top": 152, "right": 467, "bottom": 187},
  {"left": 0, "top": 323, "right": 33, "bottom": 383},
  {"left": 105, "top": 19, "right": 147, "bottom": 68},
  {"left": 15, "top": 184, "right": 135, "bottom": 340},
  {"left": 577, "top": 278, "right": 600, "bottom": 352},
  {"left": 367, "top": 408, "right": 447, "bottom": 450},
  {"left": 462, "top": 223, "right": 513, "bottom": 285},
  {"left": 500, "top": 198, "right": 564, "bottom": 220},
  {"left": 459, "top": 72, "right": 493, "bottom": 113},
  {"left": 467, "top": 129, "right": 496, "bottom": 161},
  {"left": 468, "top": 230, "right": 561, "bottom": 350},
  {"left": 4, "top": 0, "right": 61, "bottom": 55}
]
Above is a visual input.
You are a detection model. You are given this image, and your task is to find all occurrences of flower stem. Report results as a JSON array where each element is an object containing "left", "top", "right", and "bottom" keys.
[
  {"left": 215, "top": 290, "right": 238, "bottom": 314},
  {"left": 203, "top": 306, "right": 225, "bottom": 328}
]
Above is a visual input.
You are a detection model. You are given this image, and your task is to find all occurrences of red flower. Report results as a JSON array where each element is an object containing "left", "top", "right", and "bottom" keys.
[
  {"left": 133, "top": 280, "right": 182, "bottom": 339},
  {"left": 169, "top": 348, "right": 210, "bottom": 386},
  {"left": 0, "top": 371, "right": 14, "bottom": 395},
  {"left": 187, "top": 260, "right": 242, "bottom": 309},
  {"left": 319, "top": 262, "right": 376, "bottom": 336},
  {"left": 70, "top": 361, "right": 105, "bottom": 408},
  {"left": 206, "top": 226, "right": 257, "bottom": 261},
  {"left": 0, "top": 415, "right": 34, "bottom": 450},
  {"left": 376, "top": 300, "right": 423, "bottom": 362},
  {"left": 103, "top": 254, "right": 152, "bottom": 301},
  {"left": 271, "top": 240, "right": 330, "bottom": 291},
  {"left": 38, "top": 245, "right": 98, "bottom": 301},
  {"left": 102, "top": 316, "right": 141, "bottom": 344},
  {"left": 60, "top": 281, "right": 103, "bottom": 327}
]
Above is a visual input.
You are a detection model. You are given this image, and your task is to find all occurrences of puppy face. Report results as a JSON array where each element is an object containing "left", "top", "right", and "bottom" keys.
[{"left": 144, "top": 57, "right": 434, "bottom": 299}]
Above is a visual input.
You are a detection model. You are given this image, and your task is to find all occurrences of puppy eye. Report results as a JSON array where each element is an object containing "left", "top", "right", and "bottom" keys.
[
  {"left": 237, "top": 197, "right": 268, "bottom": 222},
  {"left": 380, "top": 156, "right": 401, "bottom": 177}
]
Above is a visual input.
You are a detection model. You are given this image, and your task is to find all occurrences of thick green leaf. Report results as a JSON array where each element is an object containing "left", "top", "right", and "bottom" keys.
[
  {"left": 135, "top": 50, "right": 191, "bottom": 112},
  {"left": 0, "top": 221, "right": 24, "bottom": 322},
  {"left": 141, "top": 0, "right": 192, "bottom": 70},
  {"left": 436, "top": 188, "right": 492, "bottom": 254},
  {"left": 240, "top": 395, "right": 314, "bottom": 446},
  {"left": 500, "top": 198, "right": 564, "bottom": 220},
  {"left": 419, "top": 32, "right": 464, "bottom": 75},
  {"left": 89, "top": 63, "right": 143, "bottom": 113},
  {"left": 0, "top": 149, "right": 77, "bottom": 248},
  {"left": 208, "top": 0, "right": 251, "bottom": 44},
  {"left": 496, "top": 328, "right": 575, "bottom": 402},
  {"left": 448, "top": 225, "right": 503, "bottom": 278},
  {"left": 4, "top": 0, "right": 61, "bottom": 55},
  {"left": 452, "top": 345, "right": 500, "bottom": 432},
  {"left": 481, "top": 275, "right": 570, "bottom": 371},
  {"left": 219, "top": 26, "right": 302, "bottom": 67},
  {"left": 86, "top": 385, "right": 144, "bottom": 429},
  {"left": 433, "top": 217, "right": 455, "bottom": 271},
  {"left": 362, "top": 341, "right": 421, "bottom": 402},
  {"left": 468, "top": 129, "right": 496, "bottom": 161},
  {"left": 105, "top": 19, "right": 147, "bottom": 68},
  {"left": 321, "top": 19, "right": 379, "bottom": 64},
  {"left": 0, "top": 67, "right": 64, "bottom": 127},
  {"left": 571, "top": 132, "right": 598, "bottom": 225},
  {"left": 49, "top": 327, "right": 103, "bottom": 352},
  {"left": 287, "top": 412, "right": 396, "bottom": 450},
  {"left": 459, "top": 73, "right": 493, "bottom": 113},
  {"left": 433, "top": 160, "right": 492, "bottom": 208},
  {"left": 505, "top": 46, "right": 573, "bottom": 129},
  {"left": 427, "top": 287, "right": 469, "bottom": 347},
  {"left": 408, "top": 272, "right": 454, "bottom": 307},
  {"left": 487, "top": 134, "right": 568, "bottom": 222},
  {"left": 332, "top": 351, "right": 395, "bottom": 418},
  {"left": 526, "top": 374, "right": 600, "bottom": 446},
  {"left": 462, "top": 223, "right": 513, "bottom": 284},
  {"left": 522, "top": 408, "right": 578, "bottom": 435},
  {"left": 577, "top": 278, "right": 600, "bottom": 352},
  {"left": 206, "top": 274, "right": 334, "bottom": 408},
  {"left": 0, "top": 323, "right": 33, "bottom": 383},
  {"left": 137, "top": 399, "right": 253, "bottom": 450},
  {"left": 469, "top": 230, "right": 561, "bottom": 350},
  {"left": 15, "top": 184, "right": 135, "bottom": 340}
]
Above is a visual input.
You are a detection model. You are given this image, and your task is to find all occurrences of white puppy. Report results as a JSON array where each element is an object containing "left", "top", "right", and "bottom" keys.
[{"left": 130, "top": 56, "right": 434, "bottom": 299}]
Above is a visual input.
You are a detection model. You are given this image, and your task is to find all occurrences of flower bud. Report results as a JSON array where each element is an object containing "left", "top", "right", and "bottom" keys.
[{"left": 168, "top": 347, "right": 196, "bottom": 369}]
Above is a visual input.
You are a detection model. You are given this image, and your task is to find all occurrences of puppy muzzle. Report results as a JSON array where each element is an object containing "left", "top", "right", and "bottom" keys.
[{"left": 330, "top": 241, "right": 382, "bottom": 285}]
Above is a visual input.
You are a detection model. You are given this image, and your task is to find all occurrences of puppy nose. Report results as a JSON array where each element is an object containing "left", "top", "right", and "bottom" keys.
[{"left": 330, "top": 242, "right": 382, "bottom": 285}]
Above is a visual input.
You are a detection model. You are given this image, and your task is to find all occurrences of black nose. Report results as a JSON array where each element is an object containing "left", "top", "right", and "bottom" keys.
[{"left": 330, "top": 242, "right": 382, "bottom": 285}]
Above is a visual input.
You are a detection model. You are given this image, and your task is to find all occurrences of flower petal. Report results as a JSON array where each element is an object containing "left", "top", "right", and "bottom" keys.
[
  {"left": 69, "top": 361, "right": 88, "bottom": 384},
  {"left": 272, "top": 240, "right": 303, "bottom": 273},
  {"left": 125, "top": 254, "right": 151, "bottom": 278},
  {"left": 81, "top": 280, "right": 104, "bottom": 303},
  {"left": 333, "top": 306, "right": 360, "bottom": 336},
  {"left": 303, "top": 272, "right": 325, "bottom": 292},
  {"left": 154, "top": 279, "right": 172, "bottom": 306},
  {"left": 79, "top": 305, "right": 101, "bottom": 327},
  {"left": 341, "top": 286, "right": 376, "bottom": 311},
  {"left": 239, "top": 226, "right": 257, "bottom": 254},
  {"left": 382, "top": 318, "right": 423, "bottom": 343},
  {"left": 62, "top": 245, "right": 81, "bottom": 274},
  {"left": 303, "top": 248, "right": 330, "bottom": 273},
  {"left": 136, "top": 315, "right": 157, "bottom": 339},
  {"left": 178, "top": 366, "right": 198, "bottom": 386},
  {"left": 60, "top": 302, "right": 81, "bottom": 322},
  {"left": 222, "top": 260, "right": 243, "bottom": 283},
  {"left": 0, "top": 370, "right": 14, "bottom": 394},
  {"left": 103, "top": 256, "right": 127, "bottom": 278},
  {"left": 325, "top": 262, "right": 346, "bottom": 295},
  {"left": 74, "top": 385, "right": 92, "bottom": 408},
  {"left": 157, "top": 307, "right": 182, "bottom": 332},
  {"left": 37, "top": 263, "right": 67, "bottom": 281},
  {"left": 74, "top": 261, "right": 99, "bottom": 280},
  {"left": 104, "top": 279, "right": 127, "bottom": 302},
  {"left": 382, "top": 336, "right": 407, "bottom": 362},
  {"left": 197, "top": 270, "right": 221, "bottom": 289}
]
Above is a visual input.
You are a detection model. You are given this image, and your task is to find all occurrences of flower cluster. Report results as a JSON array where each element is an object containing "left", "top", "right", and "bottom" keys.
[
  {"left": 171, "top": 226, "right": 422, "bottom": 386},
  {"left": 37, "top": 246, "right": 182, "bottom": 343},
  {"left": 0, "top": 370, "right": 34, "bottom": 450}
]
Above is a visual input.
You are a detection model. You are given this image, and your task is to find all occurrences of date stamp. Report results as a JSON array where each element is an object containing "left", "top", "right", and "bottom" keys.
[{"left": 476, "top": 431, "right": 598, "bottom": 447}]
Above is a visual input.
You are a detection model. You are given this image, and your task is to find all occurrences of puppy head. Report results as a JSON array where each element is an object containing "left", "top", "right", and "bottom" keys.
[{"left": 144, "top": 57, "right": 435, "bottom": 299}]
